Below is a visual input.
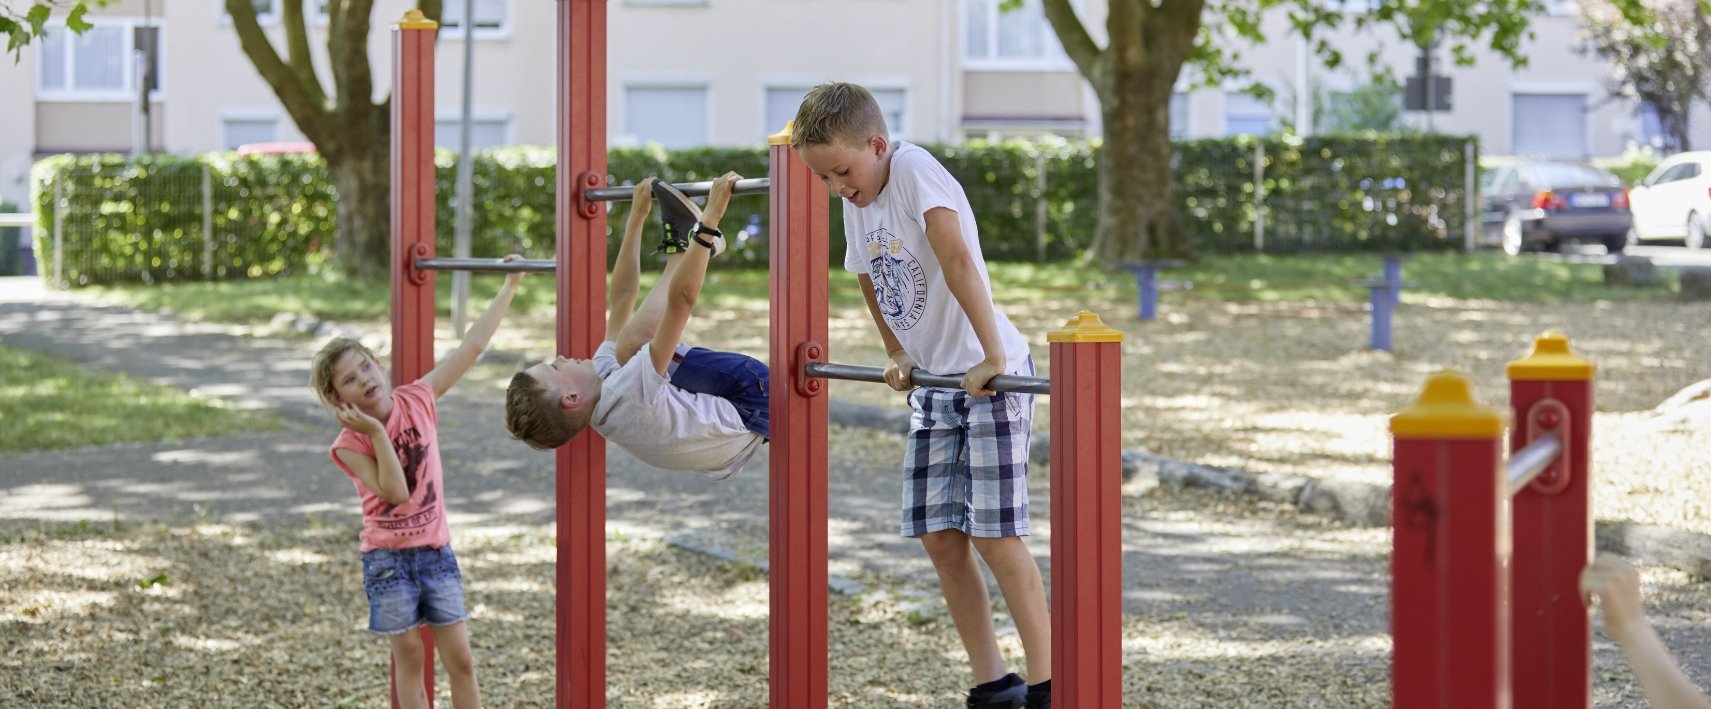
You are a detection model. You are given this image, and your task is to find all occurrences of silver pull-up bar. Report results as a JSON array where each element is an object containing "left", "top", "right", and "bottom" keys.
[
  {"left": 1506, "top": 433, "right": 1563, "bottom": 496},
  {"left": 805, "top": 362, "right": 1052, "bottom": 396},
  {"left": 414, "top": 258, "right": 558, "bottom": 274},
  {"left": 584, "top": 177, "right": 773, "bottom": 202}
]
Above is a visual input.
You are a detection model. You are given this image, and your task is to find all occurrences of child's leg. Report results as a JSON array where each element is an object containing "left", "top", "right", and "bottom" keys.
[
  {"left": 921, "top": 529, "right": 1009, "bottom": 683},
  {"left": 972, "top": 535, "right": 1051, "bottom": 682},
  {"left": 430, "top": 620, "right": 482, "bottom": 709},
  {"left": 661, "top": 347, "right": 769, "bottom": 438},
  {"left": 389, "top": 631, "right": 430, "bottom": 709},
  {"left": 623, "top": 253, "right": 686, "bottom": 342}
]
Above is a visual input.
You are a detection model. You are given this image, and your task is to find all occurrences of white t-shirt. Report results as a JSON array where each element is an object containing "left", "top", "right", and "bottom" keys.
[
  {"left": 842, "top": 140, "right": 1031, "bottom": 376},
  {"left": 589, "top": 341, "right": 763, "bottom": 480}
]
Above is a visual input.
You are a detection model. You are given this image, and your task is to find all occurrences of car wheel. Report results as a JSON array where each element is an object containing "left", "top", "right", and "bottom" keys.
[
  {"left": 1502, "top": 211, "right": 1525, "bottom": 255},
  {"left": 1690, "top": 214, "right": 1707, "bottom": 249},
  {"left": 1604, "top": 234, "right": 1627, "bottom": 255},
  {"left": 1626, "top": 226, "right": 1641, "bottom": 250}
]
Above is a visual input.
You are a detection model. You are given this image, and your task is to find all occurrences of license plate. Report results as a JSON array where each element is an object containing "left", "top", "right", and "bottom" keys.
[{"left": 1570, "top": 192, "right": 1611, "bottom": 208}]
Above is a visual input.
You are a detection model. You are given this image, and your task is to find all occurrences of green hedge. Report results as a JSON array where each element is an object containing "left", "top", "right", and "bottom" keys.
[{"left": 31, "top": 134, "right": 1475, "bottom": 286}]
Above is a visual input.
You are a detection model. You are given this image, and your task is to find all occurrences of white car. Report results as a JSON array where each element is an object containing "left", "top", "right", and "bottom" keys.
[{"left": 1627, "top": 150, "right": 1711, "bottom": 249}]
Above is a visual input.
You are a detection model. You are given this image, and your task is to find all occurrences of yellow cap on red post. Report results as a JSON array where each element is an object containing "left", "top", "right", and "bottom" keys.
[
  {"left": 1506, "top": 331, "right": 1594, "bottom": 381},
  {"left": 397, "top": 9, "right": 439, "bottom": 29},
  {"left": 1391, "top": 371, "right": 1504, "bottom": 438},
  {"left": 768, "top": 121, "right": 794, "bottom": 146},
  {"left": 1047, "top": 311, "right": 1124, "bottom": 343}
]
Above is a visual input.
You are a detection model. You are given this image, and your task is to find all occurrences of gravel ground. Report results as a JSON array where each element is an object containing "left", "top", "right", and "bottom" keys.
[
  {"left": 5, "top": 490, "right": 1706, "bottom": 708},
  {"left": 478, "top": 289, "right": 1711, "bottom": 534}
]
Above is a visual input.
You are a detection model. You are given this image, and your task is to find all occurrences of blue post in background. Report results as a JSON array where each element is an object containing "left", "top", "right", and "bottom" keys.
[
  {"left": 1382, "top": 254, "right": 1406, "bottom": 305},
  {"left": 1356, "top": 261, "right": 1410, "bottom": 351},
  {"left": 1122, "top": 260, "right": 1186, "bottom": 321}
]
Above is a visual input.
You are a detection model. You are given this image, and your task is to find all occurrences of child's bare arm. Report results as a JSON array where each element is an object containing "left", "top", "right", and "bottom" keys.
[
  {"left": 423, "top": 254, "right": 524, "bottom": 398},
  {"left": 608, "top": 179, "right": 655, "bottom": 339},
  {"left": 334, "top": 406, "right": 410, "bottom": 505},
  {"left": 921, "top": 206, "right": 1007, "bottom": 395},
  {"left": 646, "top": 172, "right": 739, "bottom": 375},
  {"left": 856, "top": 273, "right": 916, "bottom": 391},
  {"left": 1582, "top": 557, "right": 1711, "bottom": 709}
]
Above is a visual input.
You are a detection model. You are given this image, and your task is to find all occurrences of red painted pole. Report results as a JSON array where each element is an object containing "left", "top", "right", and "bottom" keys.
[
  {"left": 1047, "top": 311, "right": 1124, "bottom": 707},
  {"left": 389, "top": 11, "right": 438, "bottom": 708},
  {"left": 1507, "top": 332, "right": 1594, "bottom": 709},
  {"left": 1390, "top": 372, "right": 1509, "bottom": 709},
  {"left": 767, "top": 124, "right": 830, "bottom": 708},
  {"left": 556, "top": 1, "right": 609, "bottom": 707}
]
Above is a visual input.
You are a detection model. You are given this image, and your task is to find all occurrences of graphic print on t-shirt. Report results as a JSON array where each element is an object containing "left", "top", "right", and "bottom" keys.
[
  {"left": 377, "top": 425, "right": 431, "bottom": 517},
  {"left": 864, "top": 227, "right": 927, "bottom": 331}
]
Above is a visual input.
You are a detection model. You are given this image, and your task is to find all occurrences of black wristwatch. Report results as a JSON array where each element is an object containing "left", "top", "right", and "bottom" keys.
[{"left": 691, "top": 222, "right": 722, "bottom": 248}]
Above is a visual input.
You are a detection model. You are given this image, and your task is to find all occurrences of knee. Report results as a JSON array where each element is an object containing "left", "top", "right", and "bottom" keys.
[
  {"left": 442, "top": 646, "right": 476, "bottom": 678},
  {"left": 920, "top": 530, "right": 971, "bottom": 562},
  {"left": 391, "top": 633, "right": 427, "bottom": 667}
]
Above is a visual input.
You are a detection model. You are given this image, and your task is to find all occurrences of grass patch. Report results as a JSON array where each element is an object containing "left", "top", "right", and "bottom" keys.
[
  {"left": 86, "top": 252, "right": 1677, "bottom": 327},
  {"left": 0, "top": 344, "right": 286, "bottom": 453}
]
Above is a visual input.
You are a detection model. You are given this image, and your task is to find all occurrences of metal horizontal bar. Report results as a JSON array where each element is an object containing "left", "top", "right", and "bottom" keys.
[
  {"left": 585, "top": 177, "right": 772, "bottom": 202},
  {"left": 1507, "top": 433, "right": 1563, "bottom": 496},
  {"left": 414, "top": 258, "right": 557, "bottom": 274},
  {"left": 0, "top": 213, "right": 35, "bottom": 227},
  {"left": 805, "top": 361, "right": 1051, "bottom": 396}
]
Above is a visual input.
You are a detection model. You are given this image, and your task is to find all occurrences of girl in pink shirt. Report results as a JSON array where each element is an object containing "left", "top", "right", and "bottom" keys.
[{"left": 310, "top": 257, "right": 523, "bottom": 709}]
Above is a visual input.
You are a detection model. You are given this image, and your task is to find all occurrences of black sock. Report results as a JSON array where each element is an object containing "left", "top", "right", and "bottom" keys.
[
  {"left": 974, "top": 673, "right": 1021, "bottom": 694},
  {"left": 1028, "top": 679, "right": 1051, "bottom": 694}
]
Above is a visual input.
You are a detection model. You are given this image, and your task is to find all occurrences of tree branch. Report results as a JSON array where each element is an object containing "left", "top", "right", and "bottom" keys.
[
  {"left": 281, "top": 0, "right": 325, "bottom": 110},
  {"left": 224, "top": 0, "right": 330, "bottom": 146},
  {"left": 1041, "top": 0, "right": 1105, "bottom": 90}
]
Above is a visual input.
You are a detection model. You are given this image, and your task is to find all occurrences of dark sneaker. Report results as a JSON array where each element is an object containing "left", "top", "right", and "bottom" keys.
[
  {"left": 966, "top": 673, "right": 1026, "bottom": 708},
  {"left": 652, "top": 180, "right": 702, "bottom": 255},
  {"left": 1024, "top": 682, "right": 1050, "bottom": 709}
]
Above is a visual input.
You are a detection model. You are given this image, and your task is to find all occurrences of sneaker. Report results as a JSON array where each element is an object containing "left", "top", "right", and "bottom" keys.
[
  {"left": 966, "top": 673, "right": 1026, "bottom": 708},
  {"left": 652, "top": 180, "right": 702, "bottom": 255},
  {"left": 1024, "top": 682, "right": 1050, "bottom": 709}
]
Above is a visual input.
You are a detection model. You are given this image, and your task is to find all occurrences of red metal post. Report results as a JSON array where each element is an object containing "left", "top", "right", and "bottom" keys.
[
  {"left": 556, "top": 1, "right": 608, "bottom": 707},
  {"left": 1390, "top": 372, "right": 1509, "bottom": 709},
  {"left": 1047, "top": 311, "right": 1125, "bottom": 707},
  {"left": 389, "top": 11, "right": 438, "bottom": 708},
  {"left": 767, "top": 125, "right": 830, "bottom": 707},
  {"left": 1507, "top": 333, "right": 1594, "bottom": 708}
]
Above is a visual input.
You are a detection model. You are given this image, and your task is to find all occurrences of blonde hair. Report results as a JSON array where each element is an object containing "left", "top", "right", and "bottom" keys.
[
  {"left": 789, "top": 82, "right": 888, "bottom": 151},
  {"left": 505, "top": 371, "right": 589, "bottom": 450},
  {"left": 310, "top": 337, "right": 380, "bottom": 409}
]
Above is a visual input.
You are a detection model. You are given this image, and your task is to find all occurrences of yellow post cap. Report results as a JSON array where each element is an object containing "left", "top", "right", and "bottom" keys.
[
  {"left": 1506, "top": 331, "right": 1594, "bottom": 382},
  {"left": 1390, "top": 371, "right": 1504, "bottom": 438},
  {"left": 397, "top": 9, "right": 439, "bottom": 29},
  {"left": 1047, "top": 311, "right": 1124, "bottom": 343},
  {"left": 768, "top": 121, "right": 794, "bottom": 146}
]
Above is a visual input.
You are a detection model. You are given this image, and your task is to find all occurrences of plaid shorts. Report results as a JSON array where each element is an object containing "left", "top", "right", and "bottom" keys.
[{"left": 900, "top": 358, "right": 1035, "bottom": 539}]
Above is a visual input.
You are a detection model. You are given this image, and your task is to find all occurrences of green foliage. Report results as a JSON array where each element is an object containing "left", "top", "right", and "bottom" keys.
[
  {"left": 2, "top": 1, "right": 100, "bottom": 61},
  {"left": 1576, "top": 0, "right": 1709, "bottom": 152},
  {"left": 1593, "top": 146, "right": 1664, "bottom": 186},
  {"left": 32, "top": 134, "right": 1475, "bottom": 286},
  {"left": 0, "top": 343, "right": 284, "bottom": 453}
]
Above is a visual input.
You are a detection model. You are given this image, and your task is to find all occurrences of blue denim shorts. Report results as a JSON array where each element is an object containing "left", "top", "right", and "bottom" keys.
[
  {"left": 666, "top": 345, "right": 770, "bottom": 439},
  {"left": 360, "top": 545, "right": 468, "bottom": 635}
]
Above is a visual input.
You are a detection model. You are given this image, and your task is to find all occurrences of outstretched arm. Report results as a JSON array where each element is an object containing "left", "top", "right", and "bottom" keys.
[
  {"left": 922, "top": 207, "right": 1006, "bottom": 396},
  {"left": 1582, "top": 556, "right": 1711, "bottom": 709},
  {"left": 607, "top": 178, "right": 655, "bottom": 340},
  {"left": 422, "top": 254, "right": 524, "bottom": 398},
  {"left": 856, "top": 273, "right": 915, "bottom": 391},
  {"left": 644, "top": 172, "right": 739, "bottom": 375}
]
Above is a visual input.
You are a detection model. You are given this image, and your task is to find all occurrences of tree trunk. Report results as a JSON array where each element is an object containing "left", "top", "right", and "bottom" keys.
[
  {"left": 328, "top": 145, "right": 392, "bottom": 279},
  {"left": 1092, "top": 70, "right": 1190, "bottom": 264}
]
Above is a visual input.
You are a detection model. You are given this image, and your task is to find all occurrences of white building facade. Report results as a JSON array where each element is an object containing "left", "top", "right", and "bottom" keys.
[{"left": 0, "top": 0, "right": 1704, "bottom": 209}]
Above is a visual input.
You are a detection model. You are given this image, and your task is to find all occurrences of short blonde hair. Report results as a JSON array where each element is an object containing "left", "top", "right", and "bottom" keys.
[
  {"left": 505, "top": 371, "right": 589, "bottom": 450},
  {"left": 310, "top": 337, "right": 380, "bottom": 409},
  {"left": 789, "top": 82, "right": 888, "bottom": 151}
]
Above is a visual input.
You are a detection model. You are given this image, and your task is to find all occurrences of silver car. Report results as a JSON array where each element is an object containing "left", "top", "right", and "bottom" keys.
[{"left": 1480, "top": 161, "right": 1632, "bottom": 254}]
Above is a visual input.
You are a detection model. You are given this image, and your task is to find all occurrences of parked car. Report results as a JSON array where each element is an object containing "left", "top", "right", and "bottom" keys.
[
  {"left": 1626, "top": 150, "right": 1711, "bottom": 249},
  {"left": 1480, "top": 161, "right": 1632, "bottom": 254}
]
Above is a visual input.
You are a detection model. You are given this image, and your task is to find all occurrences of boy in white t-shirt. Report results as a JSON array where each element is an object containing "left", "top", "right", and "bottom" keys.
[
  {"left": 793, "top": 82, "right": 1050, "bottom": 709},
  {"left": 504, "top": 173, "right": 767, "bottom": 480}
]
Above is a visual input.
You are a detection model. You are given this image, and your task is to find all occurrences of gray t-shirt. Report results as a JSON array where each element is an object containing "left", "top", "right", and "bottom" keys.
[{"left": 588, "top": 340, "right": 763, "bottom": 480}]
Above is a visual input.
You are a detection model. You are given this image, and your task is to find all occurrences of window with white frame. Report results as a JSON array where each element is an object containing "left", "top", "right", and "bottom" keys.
[
  {"left": 1224, "top": 91, "right": 1274, "bottom": 136},
  {"left": 625, "top": 85, "right": 709, "bottom": 148},
  {"left": 964, "top": 0, "right": 1070, "bottom": 69},
  {"left": 222, "top": 115, "right": 280, "bottom": 150},
  {"left": 439, "top": 0, "right": 509, "bottom": 35},
  {"left": 435, "top": 114, "right": 512, "bottom": 150},
  {"left": 767, "top": 86, "right": 908, "bottom": 140},
  {"left": 37, "top": 21, "right": 163, "bottom": 101},
  {"left": 1169, "top": 92, "right": 1188, "bottom": 139},
  {"left": 1511, "top": 92, "right": 1587, "bottom": 159}
]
